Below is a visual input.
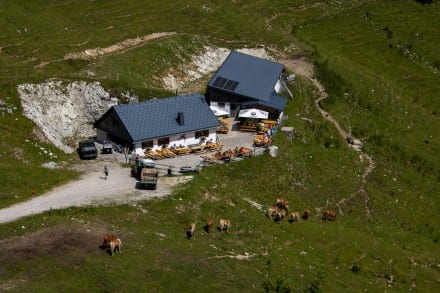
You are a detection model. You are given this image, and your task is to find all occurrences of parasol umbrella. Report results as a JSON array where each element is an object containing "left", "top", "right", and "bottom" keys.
[{"left": 238, "top": 108, "right": 269, "bottom": 119}]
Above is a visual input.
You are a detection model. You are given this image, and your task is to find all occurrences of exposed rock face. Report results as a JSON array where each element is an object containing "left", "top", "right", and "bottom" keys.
[{"left": 18, "top": 81, "right": 117, "bottom": 153}]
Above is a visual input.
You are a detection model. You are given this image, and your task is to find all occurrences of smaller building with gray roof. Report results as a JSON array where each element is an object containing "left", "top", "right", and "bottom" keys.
[{"left": 205, "top": 50, "right": 289, "bottom": 120}]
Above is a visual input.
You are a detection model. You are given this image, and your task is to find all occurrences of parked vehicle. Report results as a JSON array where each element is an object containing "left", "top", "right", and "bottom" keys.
[
  {"left": 136, "top": 158, "right": 158, "bottom": 189},
  {"left": 101, "top": 140, "right": 113, "bottom": 154},
  {"left": 77, "top": 140, "right": 98, "bottom": 159}
]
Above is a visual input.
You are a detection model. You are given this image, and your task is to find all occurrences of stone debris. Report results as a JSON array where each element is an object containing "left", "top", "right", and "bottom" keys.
[{"left": 18, "top": 81, "right": 117, "bottom": 153}]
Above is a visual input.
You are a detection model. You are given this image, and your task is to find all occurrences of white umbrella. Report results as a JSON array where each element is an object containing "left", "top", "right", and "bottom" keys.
[
  {"left": 238, "top": 108, "right": 269, "bottom": 119},
  {"left": 210, "top": 105, "right": 229, "bottom": 116}
]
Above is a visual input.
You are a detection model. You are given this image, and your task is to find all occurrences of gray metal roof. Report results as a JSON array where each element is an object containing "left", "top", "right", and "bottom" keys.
[
  {"left": 208, "top": 51, "right": 285, "bottom": 103},
  {"left": 112, "top": 93, "right": 219, "bottom": 143},
  {"left": 241, "top": 93, "right": 288, "bottom": 111}
]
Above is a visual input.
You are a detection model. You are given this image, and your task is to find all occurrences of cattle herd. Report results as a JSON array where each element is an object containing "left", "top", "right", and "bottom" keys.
[
  {"left": 101, "top": 198, "right": 336, "bottom": 256},
  {"left": 186, "top": 218, "right": 231, "bottom": 240},
  {"left": 184, "top": 198, "right": 336, "bottom": 242},
  {"left": 266, "top": 197, "right": 336, "bottom": 223}
]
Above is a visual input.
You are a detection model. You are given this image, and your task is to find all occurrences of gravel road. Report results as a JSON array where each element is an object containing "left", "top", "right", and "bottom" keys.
[{"left": 0, "top": 127, "right": 258, "bottom": 224}]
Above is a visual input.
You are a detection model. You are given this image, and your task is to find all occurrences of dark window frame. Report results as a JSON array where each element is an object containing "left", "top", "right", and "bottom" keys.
[
  {"left": 158, "top": 137, "right": 170, "bottom": 146},
  {"left": 195, "top": 130, "right": 209, "bottom": 139}
]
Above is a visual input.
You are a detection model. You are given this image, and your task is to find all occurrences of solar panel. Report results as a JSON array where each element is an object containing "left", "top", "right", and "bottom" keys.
[
  {"left": 213, "top": 77, "right": 227, "bottom": 88},
  {"left": 227, "top": 81, "right": 239, "bottom": 91},
  {"left": 224, "top": 79, "right": 234, "bottom": 89},
  {"left": 213, "top": 76, "right": 239, "bottom": 92}
]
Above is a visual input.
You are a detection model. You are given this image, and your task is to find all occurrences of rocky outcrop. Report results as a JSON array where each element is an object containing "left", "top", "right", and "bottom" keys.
[{"left": 18, "top": 81, "right": 117, "bottom": 153}]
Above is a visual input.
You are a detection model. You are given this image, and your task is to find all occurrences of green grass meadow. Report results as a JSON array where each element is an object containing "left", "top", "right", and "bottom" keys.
[{"left": 0, "top": 0, "right": 439, "bottom": 291}]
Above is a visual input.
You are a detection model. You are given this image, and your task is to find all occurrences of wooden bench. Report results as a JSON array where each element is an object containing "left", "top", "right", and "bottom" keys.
[{"left": 240, "top": 125, "right": 257, "bottom": 132}]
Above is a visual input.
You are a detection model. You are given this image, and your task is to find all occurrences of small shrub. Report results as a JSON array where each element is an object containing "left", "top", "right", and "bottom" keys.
[
  {"left": 415, "top": 0, "right": 433, "bottom": 4},
  {"left": 351, "top": 264, "right": 361, "bottom": 273},
  {"left": 262, "top": 278, "right": 292, "bottom": 293}
]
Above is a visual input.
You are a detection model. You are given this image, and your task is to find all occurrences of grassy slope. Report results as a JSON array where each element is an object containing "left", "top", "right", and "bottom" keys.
[
  {"left": 296, "top": 0, "right": 439, "bottom": 242},
  {"left": 0, "top": 0, "right": 439, "bottom": 291}
]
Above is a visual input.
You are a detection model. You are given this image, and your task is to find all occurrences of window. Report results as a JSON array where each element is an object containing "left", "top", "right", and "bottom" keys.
[
  {"left": 195, "top": 130, "right": 209, "bottom": 139},
  {"left": 142, "top": 140, "right": 153, "bottom": 149},
  {"left": 158, "top": 137, "right": 170, "bottom": 146}
]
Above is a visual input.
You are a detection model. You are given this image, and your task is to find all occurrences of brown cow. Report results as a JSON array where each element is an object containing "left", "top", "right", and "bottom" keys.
[
  {"left": 219, "top": 219, "right": 231, "bottom": 231},
  {"left": 102, "top": 234, "right": 122, "bottom": 256},
  {"left": 276, "top": 197, "right": 289, "bottom": 211},
  {"left": 186, "top": 223, "right": 196, "bottom": 239},
  {"left": 274, "top": 208, "right": 286, "bottom": 222},
  {"left": 323, "top": 210, "right": 337, "bottom": 221},
  {"left": 302, "top": 208, "right": 311, "bottom": 220},
  {"left": 266, "top": 206, "right": 278, "bottom": 219},
  {"left": 289, "top": 211, "right": 301, "bottom": 223},
  {"left": 205, "top": 219, "right": 215, "bottom": 233}
]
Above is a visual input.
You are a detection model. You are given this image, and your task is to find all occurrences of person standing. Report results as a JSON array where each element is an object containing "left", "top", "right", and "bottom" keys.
[{"left": 104, "top": 165, "right": 109, "bottom": 180}]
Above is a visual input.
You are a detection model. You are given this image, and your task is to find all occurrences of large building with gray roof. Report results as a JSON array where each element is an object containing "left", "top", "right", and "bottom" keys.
[{"left": 94, "top": 93, "right": 219, "bottom": 155}]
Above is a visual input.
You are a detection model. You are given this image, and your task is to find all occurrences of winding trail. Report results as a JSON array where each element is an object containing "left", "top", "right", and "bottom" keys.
[
  {"left": 35, "top": 32, "right": 177, "bottom": 68},
  {"left": 314, "top": 80, "right": 375, "bottom": 219},
  {"left": 280, "top": 57, "right": 375, "bottom": 219}
]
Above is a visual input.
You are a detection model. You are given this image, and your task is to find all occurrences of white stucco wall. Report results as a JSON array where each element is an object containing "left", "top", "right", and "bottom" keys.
[{"left": 132, "top": 129, "right": 218, "bottom": 156}]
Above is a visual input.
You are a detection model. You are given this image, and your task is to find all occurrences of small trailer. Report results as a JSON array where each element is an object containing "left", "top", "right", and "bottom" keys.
[{"left": 135, "top": 158, "right": 158, "bottom": 189}]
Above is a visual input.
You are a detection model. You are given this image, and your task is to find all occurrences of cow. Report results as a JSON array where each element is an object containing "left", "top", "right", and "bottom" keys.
[
  {"left": 102, "top": 234, "right": 122, "bottom": 256},
  {"left": 204, "top": 219, "right": 215, "bottom": 233},
  {"left": 302, "top": 208, "right": 311, "bottom": 220},
  {"left": 186, "top": 223, "right": 196, "bottom": 239},
  {"left": 219, "top": 219, "right": 231, "bottom": 231},
  {"left": 266, "top": 206, "right": 278, "bottom": 219},
  {"left": 274, "top": 208, "right": 286, "bottom": 222},
  {"left": 276, "top": 197, "right": 289, "bottom": 211},
  {"left": 289, "top": 211, "right": 301, "bottom": 223},
  {"left": 323, "top": 210, "right": 337, "bottom": 221}
]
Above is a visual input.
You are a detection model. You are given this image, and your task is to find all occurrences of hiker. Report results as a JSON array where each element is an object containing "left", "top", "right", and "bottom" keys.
[{"left": 104, "top": 165, "right": 109, "bottom": 179}]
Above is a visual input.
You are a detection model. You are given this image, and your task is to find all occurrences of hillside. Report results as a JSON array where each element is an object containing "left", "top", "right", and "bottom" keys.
[{"left": 0, "top": 1, "right": 438, "bottom": 291}]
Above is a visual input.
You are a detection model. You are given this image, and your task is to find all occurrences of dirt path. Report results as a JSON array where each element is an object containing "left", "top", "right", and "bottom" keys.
[
  {"left": 0, "top": 131, "right": 255, "bottom": 224},
  {"left": 279, "top": 56, "right": 375, "bottom": 218},
  {"left": 35, "top": 32, "right": 177, "bottom": 68},
  {"left": 0, "top": 161, "right": 191, "bottom": 224}
]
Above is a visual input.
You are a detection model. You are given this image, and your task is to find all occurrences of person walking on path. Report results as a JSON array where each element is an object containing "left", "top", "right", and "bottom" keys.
[{"left": 104, "top": 165, "right": 109, "bottom": 180}]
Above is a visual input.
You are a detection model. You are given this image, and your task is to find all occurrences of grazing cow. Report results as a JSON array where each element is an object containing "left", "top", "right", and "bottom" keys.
[
  {"left": 274, "top": 208, "right": 286, "bottom": 222},
  {"left": 266, "top": 206, "right": 278, "bottom": 219},
  {"left": 276, "top": 197, "right": 289, "bottom": 211},
  {"left": 302, "top": 208, "right": 311, "bottom": 220},
  {"left": 102, "top": 234, "right": 122, "bottom": 256},
  {"left": 219, "top": 219, "right": 231, "bottom": 231},
  {"left": 186, "top": 223, "right": 196, "bottom": 239},
  {"left": 205, "top": 219, "right": 215, "bottom": 233},
  {"left": 323, "top": 210, "right": 337, "bottom": 221},
  {"left": 289, "top": 211, "right": 301, "bottom": 223}
]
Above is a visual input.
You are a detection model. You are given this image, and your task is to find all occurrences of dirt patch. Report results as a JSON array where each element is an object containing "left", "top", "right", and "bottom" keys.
[
  {"left": 279, "top": 56, "right": 314, "bottom": 79},
  {"left": 0, "top": 223, "right": 109, "bottom": 276}
]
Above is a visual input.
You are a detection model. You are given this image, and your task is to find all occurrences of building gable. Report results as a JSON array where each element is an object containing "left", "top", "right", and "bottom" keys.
[
  {"left": 207, "top": 51, "right": 285, "bottom": 103},
  {"left": 95, "top": 93, "right": 219, "bottom": 144},
  {"left": 94, "top": 108, "right": 132, "bottom": 142}
]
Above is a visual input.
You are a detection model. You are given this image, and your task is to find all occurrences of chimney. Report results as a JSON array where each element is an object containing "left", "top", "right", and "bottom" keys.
[{"left": 176, "top": 112, "right": 184, "bottom": 125}]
